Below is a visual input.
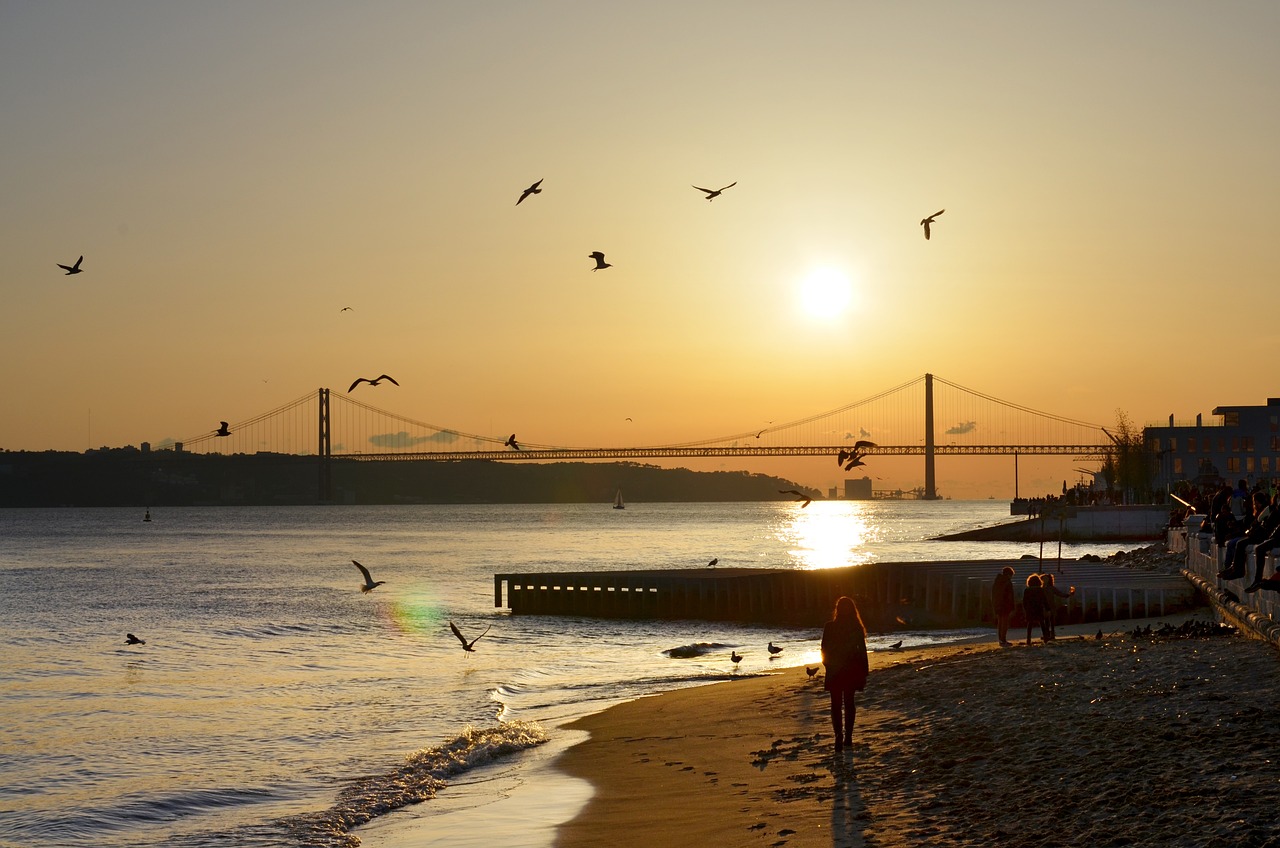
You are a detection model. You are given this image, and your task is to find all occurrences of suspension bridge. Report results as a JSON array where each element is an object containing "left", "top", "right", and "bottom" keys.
[{"left": 167, "top": 374, "right": 1112, "bottom": 502}]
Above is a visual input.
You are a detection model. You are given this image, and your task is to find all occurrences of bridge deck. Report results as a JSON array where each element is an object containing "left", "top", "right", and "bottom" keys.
[{"left": 494, "top": 560, "right": 1197, "bottom": 630}]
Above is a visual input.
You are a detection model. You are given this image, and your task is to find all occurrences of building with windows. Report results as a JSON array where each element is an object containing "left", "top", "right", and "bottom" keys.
[{"left": 1144, "top": 397, "right": 1280, "bottom": 490}]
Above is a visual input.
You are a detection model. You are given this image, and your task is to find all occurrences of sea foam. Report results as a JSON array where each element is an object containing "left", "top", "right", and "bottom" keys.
[{"left": 281, "top": 720, "right": 548, "bottom": 847}]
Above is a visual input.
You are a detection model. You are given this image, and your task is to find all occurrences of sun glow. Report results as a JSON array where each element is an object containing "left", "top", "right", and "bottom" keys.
[{"left": 797, "top": 267, "right": 855, "bottom": 321}]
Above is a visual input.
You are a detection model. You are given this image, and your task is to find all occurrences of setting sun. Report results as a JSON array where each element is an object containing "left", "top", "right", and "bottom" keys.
[{"left": 797, "top": 266, "right": 855, "bottom": 321}]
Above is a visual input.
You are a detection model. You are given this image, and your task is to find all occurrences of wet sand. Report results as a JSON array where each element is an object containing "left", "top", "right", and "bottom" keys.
[{"left": 555, "top": 618, "right": 1280, "bottom": 848}]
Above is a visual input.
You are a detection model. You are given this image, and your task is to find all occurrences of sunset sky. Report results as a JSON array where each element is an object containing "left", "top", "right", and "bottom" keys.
[{"left": 3, "top": 3, "right": 1277, "bottom": 498}]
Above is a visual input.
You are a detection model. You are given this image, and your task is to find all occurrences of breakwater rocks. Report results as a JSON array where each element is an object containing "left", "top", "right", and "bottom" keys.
[{"left": 1079, "top": 542, "right": 1185, "bottom": 574}]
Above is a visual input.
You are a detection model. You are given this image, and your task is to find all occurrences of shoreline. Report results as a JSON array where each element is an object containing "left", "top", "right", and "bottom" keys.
[{"left": 552, "top": 613, "right": 1280, "bottom": 847}]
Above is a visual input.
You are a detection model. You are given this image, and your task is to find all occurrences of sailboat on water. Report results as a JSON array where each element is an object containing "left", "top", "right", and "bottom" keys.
[{"left": 613, "top": 489, "right": 625, "bottom": 510}]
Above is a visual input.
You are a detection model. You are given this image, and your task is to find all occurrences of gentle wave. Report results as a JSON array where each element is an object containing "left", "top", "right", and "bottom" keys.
[
  {"left": 662, "top": 641, "right": 733, "bottom": 658},
  {"left": 279, "top": 720, "right": 548, "bottom": 848}
]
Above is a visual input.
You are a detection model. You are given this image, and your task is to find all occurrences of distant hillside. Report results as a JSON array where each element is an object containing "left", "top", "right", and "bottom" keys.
[{"left": 0, "top": 449, "right": 818, "bottom": 507}]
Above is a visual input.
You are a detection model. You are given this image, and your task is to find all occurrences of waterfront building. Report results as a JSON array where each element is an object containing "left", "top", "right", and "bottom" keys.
[{"left": 1144, "top": 397, "right": 1280, "bottom": 490}]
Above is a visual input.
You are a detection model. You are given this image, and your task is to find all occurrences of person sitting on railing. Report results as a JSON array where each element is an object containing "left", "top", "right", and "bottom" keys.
[
  {"left": 1206, "top": 484, "right": 1237, "bottom": 545},
  {"left": 1244, "top": 492, "right": 1280, "bottom": 593},
  {"left": 1219, "top": 491, "right": 1273, "bottom": 580}
]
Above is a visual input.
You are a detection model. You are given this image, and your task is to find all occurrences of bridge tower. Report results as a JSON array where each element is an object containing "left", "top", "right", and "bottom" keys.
[
  {"left": 924, "top": 373, "right": 937, "bottom": 500},
  {"left": 318, "top": 388, "right": 332, "bottom": 502}
]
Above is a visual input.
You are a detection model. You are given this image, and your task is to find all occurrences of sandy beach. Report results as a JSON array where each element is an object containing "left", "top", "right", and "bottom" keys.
[{"left": 555, "top": 618, "right": 1280, "bottom": 848}]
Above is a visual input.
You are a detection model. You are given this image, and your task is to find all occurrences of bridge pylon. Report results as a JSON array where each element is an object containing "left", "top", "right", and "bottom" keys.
[
  {"left": 318, "top": 388, "right": 332, "bottom": 502},
  {"left": 924, "top": 373, "right": 937, "bottom": 500}
]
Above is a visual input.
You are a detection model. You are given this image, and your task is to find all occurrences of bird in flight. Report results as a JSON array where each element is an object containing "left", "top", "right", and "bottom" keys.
[
  {"left": 768, "top": 642, "right": 783, "bottom": 656},
  {"left": 125, "top": 633, "right": 145, "bottom": 645},
  {"left": 505, "top": 433, "right": 520, "bottom": 450},
  {"left": 352, "top": 560, "right": 385, "bottom": 593},
  {"left": 920, "top": 209, "right": 944, "bottom": 240},
  {"left": 588, "top": 251, "right": 611, "bottom": 271},
  {"left": 57, "top": 255, "right": 84, "bottom": 275},
  {"left": 836, "top": 447, "right": 871, "bottom": 471},
  {"left": 340, "top": 306, "right": 353, "bottom": 312},
  {"left": 516, "top": 178, "right": 543, "bottom": 206},
  {"left": 450, "top": 620, "right": 492, "bottom": 652},
  {"left": 779, "top": 489, "right": 812, "bottom": 507},
  {"left": 692, "top": 182, "right": 736, "bottom": 201},
  {"left": 348, "top": 375, "right": 399, "bottom": 393},
  {"left": 215, "top": 421, "right": 231, "bottom": 437}
]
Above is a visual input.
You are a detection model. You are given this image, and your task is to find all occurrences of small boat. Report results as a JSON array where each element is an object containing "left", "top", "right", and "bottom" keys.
[{"left": 613, "top": 489, "right": 625, "bottom": 510}]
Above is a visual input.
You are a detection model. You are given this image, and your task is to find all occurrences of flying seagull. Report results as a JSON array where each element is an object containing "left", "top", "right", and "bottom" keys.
[
  {"left": 352, "top": 560, "right": 385, "bottom": 593},
  {"left": 692, "top": 182, "right": 736, "bottom": 201},
  {"left": 768, "top": 641, "right": 783, "bottom": 656},
  {"left": 340, "top": 306, "right": 353, "bottom": 312},
  {"left": 588, "top": 251, "right": 611, "bottom": 271},
  {"left": 516, "top": 178, "right": 543, "bottom": 206},
  {"left": 348, "top": 374, "right": 399, "bottom": 393},
  {"left": 125, "top": 633, "right": 145, "bottom": 645},
  {"left": 450, "top": 620, "right": 492, "bottom": 652},
  {"left": 920, "top": 209, "right": 944, "bottom": 240},
  {"left": 779, "top": 489, "right": 812, "bottom": 508},
  {"left": 57, "top": 255, "right": 85, "bottom": 275},
  {"left": 836, "top": 449, "right": 868, "bottom": 471},
  {"left": 505, "top": 433, "right": 520, "bottom": 450},
  {"left": 215, "top": 421, "right": 231, "bottom": 437}
]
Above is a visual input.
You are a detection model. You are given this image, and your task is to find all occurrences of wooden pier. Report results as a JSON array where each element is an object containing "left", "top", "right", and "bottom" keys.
[{"left": 494, "top": 560, "right": 1199, "bottom": 629}]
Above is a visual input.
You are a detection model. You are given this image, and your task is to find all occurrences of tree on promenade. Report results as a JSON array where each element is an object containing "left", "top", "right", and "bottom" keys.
[{"left": 1102, "top": 410, "right": 1156, "bottom": 504}]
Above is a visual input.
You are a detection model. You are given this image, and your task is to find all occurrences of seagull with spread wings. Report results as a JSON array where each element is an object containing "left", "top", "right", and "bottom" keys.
[
  {"left": 450, "top": 620, "right": 492, "bottom": 652},
  {"left": 779, "top": 489, "right": 813, "bottom": 507},
  {"left": 588, "top": 251, "right": 611, "bottom": 271},
  {"left": 215, "top": 421, "right": 231, "bottom": 437},
  {"left": 920, "top": 209, "right": 944, "bottom": 240},
  {"left": 352, "top": 560, "right": 385, "bottom": 593},
  {"left": 516, "top": 178, "right": 543, "bottom": 206},
  {"left": 692, "top": 182, "right": 736, "bottom": 201},
  {"left": 57, "top": 255, "right": 85, "bottom": 275},
  {"left": 504, "top": 433, "right": 520, "bottom": 451},
  {"left": 348, "top": 375, "right": 399, "bottom": 393}
]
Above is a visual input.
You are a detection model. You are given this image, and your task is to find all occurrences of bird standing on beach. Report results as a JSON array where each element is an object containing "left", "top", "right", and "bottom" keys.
[
  {"left": 692, "top": 182, "right": 736, "bottom": 201},
  {"left": 215, "top": 421, "right": 231, "bottom": 437},
  {"left": 516, "top": 178, "right": 543, "bottom": 206},
  {"left": 588, "top": 251, "right": 611, "bottom": 271},
  {"left": 920, "top": 209, "right": 944, "bottom": 240},
  {"left": 707, "top": 557, "right": 718, "bottom": 568},
  {"left": 505, "top": 434, "right": 520, "bottom": 450},
  {"left": 125, "top": 633, "right": 145, "bottom": 645},
  {"left": 779, "top": 489, "right": 812, "bottom": 508},
  {"left": 352, "top": 560, "right": 385, "bottom": 593},
  {"left": 730, "top": 650, "right": 743, "bottom": 665},
  {"left": 768, "top": 642, "right": 783, "bottom": 656},
  {"left": 805, "top": 666, "right": 820, "bottom": 679},
  {"left": 57, "top": 255, "right": 85, "bottom": 275},
  {"left": 450, "top": 621, "right": 492, "bottom": 652},
  {"left": 348, "top": 375, "right": 399, "bottom": 393},
  {"left": 888, "top": 640, "right": 903, "bottom": 651}
]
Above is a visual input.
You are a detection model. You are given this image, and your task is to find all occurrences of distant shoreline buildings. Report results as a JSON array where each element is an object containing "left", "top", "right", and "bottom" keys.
[{"left": 1144, "top": 396, "right": 1280, "bottom": 490}]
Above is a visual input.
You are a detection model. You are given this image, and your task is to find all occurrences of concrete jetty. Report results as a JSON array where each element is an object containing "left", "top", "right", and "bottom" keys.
[{"left": 494, "top": 558, "right": 1196, "bottom": 630}]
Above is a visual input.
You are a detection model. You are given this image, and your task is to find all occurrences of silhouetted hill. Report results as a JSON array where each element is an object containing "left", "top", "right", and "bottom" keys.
[{"left": 0, "top": 448, "right": 818, "bottom": 507}]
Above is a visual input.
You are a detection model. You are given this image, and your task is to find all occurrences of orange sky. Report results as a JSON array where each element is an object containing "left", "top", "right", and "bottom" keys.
[{"left": 2, "top": 3, "right": 1277, "bottom": 498}]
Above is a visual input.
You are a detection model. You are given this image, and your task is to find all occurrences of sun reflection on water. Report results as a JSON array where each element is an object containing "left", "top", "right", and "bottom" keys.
[{"left": 776, "top": 500, "right": 884, "bottom": 570}]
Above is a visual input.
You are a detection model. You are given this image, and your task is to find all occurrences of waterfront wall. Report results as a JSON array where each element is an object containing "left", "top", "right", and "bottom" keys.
[
  {"left": 937, "top": 505, "right": 1171, "bottom": 542},
  {"left": 494, "top": 559, "right": 1196, "bottom": 630}
]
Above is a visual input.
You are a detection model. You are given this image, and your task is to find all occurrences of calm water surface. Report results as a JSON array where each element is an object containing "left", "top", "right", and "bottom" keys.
[{"left": 0, "top": 501, "right": 1133, "bottom": 847}]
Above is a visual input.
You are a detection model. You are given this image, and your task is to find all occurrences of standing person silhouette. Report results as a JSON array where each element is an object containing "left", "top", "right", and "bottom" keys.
[
  {"left": 821, "top": 595, "right": 870, "bottom": 753},
  {"left": 992, "top": 566, "right": 1016, "bottom": 647}
]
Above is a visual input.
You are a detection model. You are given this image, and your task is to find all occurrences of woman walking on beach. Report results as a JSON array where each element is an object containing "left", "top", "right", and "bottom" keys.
[
  {"left": 992, "top": 566, "right": 1016, "bottom": 647},
  {"left": 821, "top": 595, "right": 870, "bottom": 753}
]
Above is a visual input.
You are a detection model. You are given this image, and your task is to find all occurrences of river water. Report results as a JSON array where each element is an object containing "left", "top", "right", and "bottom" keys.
[{"left": 0, "top": 501, "right": 1134, "bottom": 847}]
